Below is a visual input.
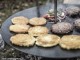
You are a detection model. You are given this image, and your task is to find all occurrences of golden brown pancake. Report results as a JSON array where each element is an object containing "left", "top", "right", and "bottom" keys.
[
  {"left": 10, "top": 34, "right": 36, "bottom": 46},
  {"left": 9, "top": 25, "right": 30, "bottom": 33},
  {"left": 29, "top": 17, "right": 47, "bottom": 26},
  {"left": 36, "top": 34, "right": 60, "bottom": 47},
  {"left": 59, "top": 35, "right": 80, "bottom": 50},
  {"left": 28, "top": 26, "right": 49, "bottom": 36},
  {"left": 11, "top": 16, "right": 29, "bottom": 24}
]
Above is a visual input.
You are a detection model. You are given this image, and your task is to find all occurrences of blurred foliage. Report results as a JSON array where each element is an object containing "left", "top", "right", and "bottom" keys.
[{"left": 0, "top": 0, "right": 47, "bottom": 23}]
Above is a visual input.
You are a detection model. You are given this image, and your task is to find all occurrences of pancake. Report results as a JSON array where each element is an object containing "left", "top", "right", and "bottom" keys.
[
  {"left": 36, "top": 34, "right": 60, "bottom": 47},
  {"left": 10, "top": 34, "right": 36, "bottom": 46},
  {"left": 28, "top": 26, "right": 49, "bottom": 36},
  {"left": 59, "top": 35, "right": 80, "bottom": 50},
  {"left": 9, "top": 24, "right": 30, "bottom": 33},
  {"left": 11, "top": 16, "right": 29, "bottom": 24},
  {"left": 29, "top": 17, "right": 47, "bottom": 26}
]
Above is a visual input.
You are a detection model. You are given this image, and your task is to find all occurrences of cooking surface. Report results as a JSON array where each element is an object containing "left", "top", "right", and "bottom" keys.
[{"left": 1, "top": 4, "right": 80, "bottom": 58}]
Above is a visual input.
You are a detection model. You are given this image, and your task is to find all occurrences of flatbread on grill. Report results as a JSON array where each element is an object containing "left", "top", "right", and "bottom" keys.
[
  {"left": 9, "top": 24, "right": 30, "bottom": 33},
  {"left": 59, "top": 35, "right": 80, "bottom": 50},
  {"left": 28, "top": 26, "right": 49, "bottom": 36},
  {"left": 36, "top": 34, "right": 60, "bottom": 47},
  {"left": 10, "top": 34, "right": 36, "bottom": 47},
  {"left": 11, "top": 16, "right": 29, "bottom": 24},
  {"left": 29, "top": 17, "right": 47, "bottom": 26}
]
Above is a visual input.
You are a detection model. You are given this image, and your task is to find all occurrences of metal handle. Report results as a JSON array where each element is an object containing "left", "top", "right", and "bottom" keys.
[
  {"left": 54, "top": 0, "right": 57, "bottom": 22},
  {"left": 35, "top": 0, "right": 40, "bottom": 17}
]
